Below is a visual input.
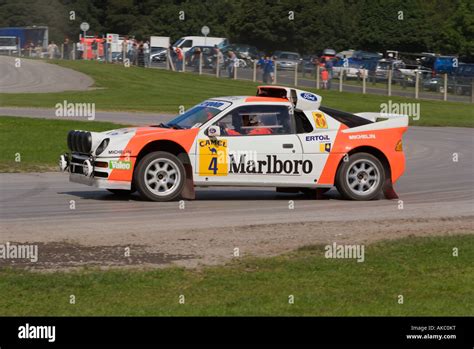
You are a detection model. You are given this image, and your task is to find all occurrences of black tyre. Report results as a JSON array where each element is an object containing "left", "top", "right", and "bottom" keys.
[
  {"left": 335, "top": 153, "right": 385, "bottom": 200},
  {"left": 134, "top": 151, "right": 185, "bottom": 202}
]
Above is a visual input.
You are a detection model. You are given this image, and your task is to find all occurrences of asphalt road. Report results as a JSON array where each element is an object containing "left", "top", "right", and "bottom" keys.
[
  {"left": 0, "top": 56, "right": 93, "bottom": 93},
  {"left": 0, "top": 106, "right": 170, "bottom": 125},
  {"left": 1, "top": 126, "right": 473, "bottom": 268},
  {"left": 0, "top": 57, "right": 472, "bottom": 268}
]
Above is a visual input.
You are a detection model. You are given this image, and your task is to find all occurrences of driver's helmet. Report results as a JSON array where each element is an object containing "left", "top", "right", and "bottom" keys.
[{"left": 248, "top": 115, "right": 259, "bottom": 126}]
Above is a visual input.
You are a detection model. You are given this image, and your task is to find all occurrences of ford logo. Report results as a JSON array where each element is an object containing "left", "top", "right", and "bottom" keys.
[{"left": 300, "top": 92, "right": 317, "bottom": 101}]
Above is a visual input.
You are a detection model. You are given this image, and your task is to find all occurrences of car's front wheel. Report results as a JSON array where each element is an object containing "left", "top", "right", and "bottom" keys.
[
  {"left": 336, "top": 153, "right": 385, "bottom": 200},
  {"left": 134, "top": 151, "right": 185, "bottom": 202}
]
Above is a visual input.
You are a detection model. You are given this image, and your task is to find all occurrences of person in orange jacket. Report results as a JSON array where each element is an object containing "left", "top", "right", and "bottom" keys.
[{"left": 321, "top": 67, "right": 329, "bottom": 89}]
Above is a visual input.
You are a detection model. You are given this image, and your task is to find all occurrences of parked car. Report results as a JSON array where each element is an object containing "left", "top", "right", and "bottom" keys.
[
  {"left": 352, "top": 50, "right": 383, "bottom": 61},
  {"left": 150, "top": 47, "right": 167, "bottom": 63},
  {"left": 301, "top": 55, "right": 318, "bottom": 76},
  {"left": 184, "top": 46, "right": 216, "bottom": 68},
  {"left": 375, "top": 59, "right": 406, "bottom": 81},
  {"left": 422, "top": 77, "right": 448, "bottom": 92},
  {"left": 273, "top": 51, "right": 302, "bottom": 70},
  {"left": 451, "top": 63, "right": 474, "bottom": 95},
  {"left": 221, "top": 44, "right": 259, "bottom": 60},
  {"left": 320, "top": 48, "right": 336, "bottom": 62}
]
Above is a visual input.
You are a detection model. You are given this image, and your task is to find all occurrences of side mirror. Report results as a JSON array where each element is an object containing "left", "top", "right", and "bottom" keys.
[{"left": 208, "top": 125, "right": 221, "bottom": 137}]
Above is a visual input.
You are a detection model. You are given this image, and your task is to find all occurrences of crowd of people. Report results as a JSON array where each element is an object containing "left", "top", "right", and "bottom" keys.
[{"left": 23, "top": 36, "right": 336, "bottom": 88}]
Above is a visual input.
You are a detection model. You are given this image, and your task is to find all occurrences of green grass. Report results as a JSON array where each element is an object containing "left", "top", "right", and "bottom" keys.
[
  {"left": 0, "top": 60, "right": 472, "bottom": 127},
  {"left": 0, "top": 235, "right": 472, "bottom": 316},
  {"left": 0, "top": 116, "right": 127, "bottom": 172}
]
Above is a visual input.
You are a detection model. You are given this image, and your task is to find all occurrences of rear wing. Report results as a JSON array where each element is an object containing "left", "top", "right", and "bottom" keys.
[
  {"left": 355, "top": 112, "right": 409, "bottom": 129},
  {"left": 257, "top": 86, "right": 321, "bottom": 110}
]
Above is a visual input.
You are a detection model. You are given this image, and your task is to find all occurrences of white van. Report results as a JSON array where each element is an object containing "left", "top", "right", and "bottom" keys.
[{"left": 173, "top": 36, "right": 228, "bottom": 53}]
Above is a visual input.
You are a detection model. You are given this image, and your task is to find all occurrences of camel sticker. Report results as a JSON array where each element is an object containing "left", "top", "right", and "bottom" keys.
[
  {"left": 198, "top": 139, "right": 228, "bottom": 176},
  {"left": 312, "top": 112, "right": 328, "bottom": 129}
]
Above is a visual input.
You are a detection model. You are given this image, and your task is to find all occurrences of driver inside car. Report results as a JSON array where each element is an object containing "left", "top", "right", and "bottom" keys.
[{"left": 247, "top": 115, "right": 273, "bottom": 135}]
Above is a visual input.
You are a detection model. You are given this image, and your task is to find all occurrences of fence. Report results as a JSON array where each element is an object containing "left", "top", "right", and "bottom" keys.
[{"left": 10, "top": 44, "right": 474, "bottom": 104}]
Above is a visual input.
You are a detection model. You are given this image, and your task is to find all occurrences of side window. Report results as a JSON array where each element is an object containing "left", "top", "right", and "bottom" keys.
[
  {"left": 295, "top": 111, "right": 314, "bottom": 133},
  {"left": 182, "top": 40, "right": 193, "bottom": 48},
  {"left": 214, "top": 105, "right": 293, "bottom": 136}
]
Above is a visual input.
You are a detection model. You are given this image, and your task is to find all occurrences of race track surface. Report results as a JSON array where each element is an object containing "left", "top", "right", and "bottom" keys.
[
  {"left": 0, "top": 56, "right": 93, "bottom": 93},
  {"left": 1, "top": 126, "right": 473, "bottom": 269}
]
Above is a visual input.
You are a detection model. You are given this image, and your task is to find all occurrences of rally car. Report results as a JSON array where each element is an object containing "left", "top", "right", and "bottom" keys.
[{"left": 59, "top": 86, "right": 408, "bottom": 201}]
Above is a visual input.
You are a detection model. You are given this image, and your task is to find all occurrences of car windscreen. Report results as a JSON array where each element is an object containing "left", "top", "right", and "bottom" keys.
[
  {"left": 280, "top": 53, "right": 299, "bottom": 60},
  {"left": 172, "top": 39, "right": 184, "bottom": 47},
  {"left": 165, "top": 100, "right": 232, "bottom": 129}
]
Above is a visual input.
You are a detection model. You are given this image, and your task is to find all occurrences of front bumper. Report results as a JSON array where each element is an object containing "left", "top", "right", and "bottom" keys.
[
  {"left": 61, "top": 153, "right": 132, "bottom": 190},
  {"left": 69, "top": 173, "right": 131, "bottom": 189}
]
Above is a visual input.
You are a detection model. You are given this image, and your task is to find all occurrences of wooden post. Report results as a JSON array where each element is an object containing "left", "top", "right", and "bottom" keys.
[
  {"left": 199, "top": 52, "right": 202, "bottom": 75},
  {"left": 388, "top": 69, "right": 392, "bottom": 96},
  {"left": 362, "top": 69, "right": 366, "bottom": 94},
  {"left": 273, "top": 61, "right": 277, "bottom": 84},
  {"left": 443, "top": 73, "right": 448, "bottom": 101},
  {"left": 339, "top": 69, "right": 343, "bottom": 92},
  {"left": 233, "top": 61, "right": 237, "bottom": 80},
  {"left": 316, "top": 65, "right": 320, "bottom": 89},
  {"left": 415, "top": 72, "right": 419, "bottom": 99},
  {"left": 253, "top": 60, "right": 257, "bottom": 82},
  {"left": 294, "top": 63, "right": 298, "bottom": 86}
]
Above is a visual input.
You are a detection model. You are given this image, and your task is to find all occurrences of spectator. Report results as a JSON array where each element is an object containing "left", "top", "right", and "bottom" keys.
[
  {"left": 214, "top": 45, "right": 224, "bottom": 73},
  {"left": 127, "top": 38, "right": 133, "bottom": 60},
  {"left": 321, "top": 67, "right": 329, "bottom": 89},
  {"left": 169, "top": 44, "right": 177, "bottom": 70},
  {"left": 76, "top": 41, "right": 84, "bottom": 60},
  {"left": 192, "top": 47, "right": 201, "bottom": 71},
  {"left": 143, "top": 40, "right": 150, "bottom": 67},
  {"left": 175, "top": 46, "right": 184, "bottom": 70},
  {"left": 325, "top": 58, "right": 334, "bottom": 89},
  {"left": 63, "top": 38, "right": 70, "bottom": 59},
  {"left": 47, "top": 41, "right": 57, "bottom": 59},
  {"left": 131, "top": 41, "right": 138, "bottom": 65},
  {"left": 262, "top": 56, "right": 274, "bottom": 84},
  {"left": 227, "top": 51, "right": 237, "bottom": 78},
  {"left": 91, "top": 39, "right": 98, "bottom": 60},
  {"left": 137, "top": 42, "right": 145, "bottom": 67}
]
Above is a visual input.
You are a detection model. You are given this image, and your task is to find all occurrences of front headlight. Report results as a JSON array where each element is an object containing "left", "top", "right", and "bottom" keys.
[{"left": 95, "top": 138, "right": 110, "bottom": 156}]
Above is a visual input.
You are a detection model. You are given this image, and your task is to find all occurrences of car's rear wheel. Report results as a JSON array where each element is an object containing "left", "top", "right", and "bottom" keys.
[
  {"left": 135, "top": 151, "right": 185, "bottom": 202},
  {"left": 336, "top": 153, "right": 385, "bottom": 200}
]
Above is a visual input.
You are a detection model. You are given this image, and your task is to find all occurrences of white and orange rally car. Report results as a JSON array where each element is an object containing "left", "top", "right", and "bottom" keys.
[{"left": 59, "top": 86, "right": 408, "bottom": 201}]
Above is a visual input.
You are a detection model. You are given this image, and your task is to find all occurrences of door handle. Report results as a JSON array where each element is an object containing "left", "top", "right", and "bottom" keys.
[{"left": 282, "top": 143, "right": 294, "bottom": 149}]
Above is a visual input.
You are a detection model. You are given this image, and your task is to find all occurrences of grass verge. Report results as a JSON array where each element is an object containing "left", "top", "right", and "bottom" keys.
[
  {"left": 0, "top": 234, "right": 472, "bottom": 316},
  {"left": 0, "top": 116, "right": 126, "bottom": 172},
  {"left": 0, "top": 60, "right": 472, "bottom": 127}
]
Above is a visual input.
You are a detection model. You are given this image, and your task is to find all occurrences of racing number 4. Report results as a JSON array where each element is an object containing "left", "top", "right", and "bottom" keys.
[{"left": 208, "top": 157, "right": 218, "bottom": 174}]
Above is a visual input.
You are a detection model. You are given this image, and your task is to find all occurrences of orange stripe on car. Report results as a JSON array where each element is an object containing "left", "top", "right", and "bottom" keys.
[
  {"left": 108, "top": 128, "right": 200, "bottom": 182},
  {"left": 318, "top": 124, "right": 407, "bottom": 185}
]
